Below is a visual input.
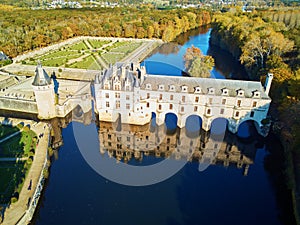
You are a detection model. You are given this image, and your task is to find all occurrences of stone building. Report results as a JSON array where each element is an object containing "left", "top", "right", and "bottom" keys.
[{"left": 94, "top": 63, "right": 273, "bottom": 136}]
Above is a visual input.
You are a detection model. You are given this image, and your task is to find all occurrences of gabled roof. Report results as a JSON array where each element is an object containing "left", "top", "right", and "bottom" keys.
[{"left": 32, "top": 63, "right": 51, "bottom": 86}]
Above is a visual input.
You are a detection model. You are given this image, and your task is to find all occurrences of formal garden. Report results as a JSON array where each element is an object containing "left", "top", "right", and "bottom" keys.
[
  {"left": 22, "top": 39, "right": 144, "bottom": 69},
  {"left": 0, "top": 124, "right": 37, "bottom": 205}
]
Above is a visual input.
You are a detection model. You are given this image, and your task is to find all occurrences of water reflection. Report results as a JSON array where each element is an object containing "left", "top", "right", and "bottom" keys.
[{"left": 98, "top": 121, "right": 260, "bottom": 176}]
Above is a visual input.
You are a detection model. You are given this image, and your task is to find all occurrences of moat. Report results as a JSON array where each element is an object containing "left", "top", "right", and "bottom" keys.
[{"left": 30, "top": 28, "right": 293, "bottom": 225}]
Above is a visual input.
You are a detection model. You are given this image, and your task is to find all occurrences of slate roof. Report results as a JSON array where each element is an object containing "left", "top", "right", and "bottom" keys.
[
  {"left": 32, "top": 63, "right": 51, "bottom": 86},
  {"left": 141, "top": 75, "right": 270, "bottom": 99}
]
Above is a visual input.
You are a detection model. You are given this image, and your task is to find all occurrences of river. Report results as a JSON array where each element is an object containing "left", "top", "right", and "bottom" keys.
[{"left": 32, "top": 27, "right": 294, "bottom": 225}]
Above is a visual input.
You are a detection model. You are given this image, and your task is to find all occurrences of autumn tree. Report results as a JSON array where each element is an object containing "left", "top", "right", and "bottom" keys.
[{"left": 184, "top": 46, "right": 214, "bottom": 78}]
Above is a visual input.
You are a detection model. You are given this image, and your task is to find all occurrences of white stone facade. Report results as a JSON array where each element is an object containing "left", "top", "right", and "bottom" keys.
[{"left": 94, "top": 63, "right": 273, "bottom": 136}]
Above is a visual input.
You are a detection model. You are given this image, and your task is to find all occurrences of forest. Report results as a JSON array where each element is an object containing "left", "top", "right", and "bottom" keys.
[
  {"left": 210, "top": 8, "right": 300, "bottom": 223},
  {"left": 0, "top": 5, "right": 211, "bottom": 58}
]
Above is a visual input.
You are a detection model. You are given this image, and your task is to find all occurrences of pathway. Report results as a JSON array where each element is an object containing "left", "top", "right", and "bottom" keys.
[
  {"left": 2, "top": 121, "right": 49, "bottom": 225},
  {"left": 84, "top": 40, "right": 108, "bottom": 69}
]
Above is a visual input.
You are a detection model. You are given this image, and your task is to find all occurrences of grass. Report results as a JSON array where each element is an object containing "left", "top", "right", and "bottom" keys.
[
  {"left": 88, "top": 40, "right": 111, "bottom": 49},
  {"left": 0, "top": 125, "right": 37, "bottom": 204},
  {"left": 0, "top": 125, "right": 19, "bottom": 139},
  {"left": 0, "top": 129, "right": 37, "bottom": 158},
  {"left": 21, "top": 39, "right": 146, "bottom": 69},
  {"left": 66, "top": 41, "right": 88, "bottom": 51},
  {"left": 102, "top": 52, "right": 125, "bottom": 64},
  {"left": 110, "top": 42, "right": 142, "bottom": 54},
  {"left": 68, "top": 55, "right": 102, "bottom": 70}
]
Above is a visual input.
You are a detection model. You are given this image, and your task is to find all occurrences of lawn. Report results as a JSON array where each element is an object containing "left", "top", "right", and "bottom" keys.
[
  {"left": 68, "top": 55, "right": 102, "bottom": 70},
  {"left": 0, "top": 125, "right": 37, "bottom": 204},
  {"left": 88, "top": 40, "right": 111, "bottom": 49},
  {"left": 0, "top": 161, "right": 29, "bottom": 204},
  {"left": 0, "top": 125, "right": 19, "bottom": 139},
  {"left": 110, "top": 42, "right": 142, "bottom": 54},
  {"left": 66, "top": 41, "right": 88, "bottom": 51},
  {"left": 102, "top": 52, "right": 125, "bottom": 64},
  {"left": 0, "top": 128, "right": 37, "bottom": 158}
]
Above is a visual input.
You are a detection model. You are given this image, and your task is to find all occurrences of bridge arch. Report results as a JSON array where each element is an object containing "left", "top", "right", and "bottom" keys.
[
  {"left": 236, "top": 119, "right": 260, "bottom": 138},
  {"left": 184, "top": 114, "right": 202, "bottom": 138}
]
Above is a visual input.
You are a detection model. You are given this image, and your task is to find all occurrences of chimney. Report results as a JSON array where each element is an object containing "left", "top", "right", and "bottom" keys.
[{"left": 264, "top": 73, "right": 273, "bottom": 96}]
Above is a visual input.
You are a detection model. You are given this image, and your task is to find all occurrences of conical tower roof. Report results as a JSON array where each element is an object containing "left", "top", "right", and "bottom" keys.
[{"left": 32, "top": 62, "right": 51, "bottom": 86}]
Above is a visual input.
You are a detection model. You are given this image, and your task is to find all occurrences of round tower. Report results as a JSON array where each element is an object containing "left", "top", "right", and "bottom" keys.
[{"left": 32, "top": 63, "right": 56, "bottom": 119}]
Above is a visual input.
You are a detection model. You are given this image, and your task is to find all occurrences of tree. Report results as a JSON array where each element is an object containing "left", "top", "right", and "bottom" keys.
[{"left": 183, "top": 46, "right": 214, "bottom": 78}]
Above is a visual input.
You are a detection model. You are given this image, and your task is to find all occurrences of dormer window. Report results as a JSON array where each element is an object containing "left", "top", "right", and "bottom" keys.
[
  {"left": 181, "top": 85, "right": 188, "bottom": 92},
  {"left": 252, "top": 90, "right": 261, "bottom": 98},
  {"left": 169, "top": 85, "right": 175, "bottom": 92},
  {"left": 194, "top": 87, "right": 201, "bottom": 93},
  {"left": 146, "top": 83, "right": 152, "bottom": 90},
  {"left": 237, "top": 89, "right": 244, "bottom": 97},
  {"left": 222, "top": 88, "right": 229, "bottom": 96},
  {"left": 158, "top": 84, "right": 164, "bottom": 91},
  {"left": 208, "top": 87, "right": 215, "bottom": 95}
]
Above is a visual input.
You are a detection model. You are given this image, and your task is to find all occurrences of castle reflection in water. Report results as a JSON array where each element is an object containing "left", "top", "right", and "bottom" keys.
[{"left": 51, "top": 108, "right": 261, "bottom": 176}]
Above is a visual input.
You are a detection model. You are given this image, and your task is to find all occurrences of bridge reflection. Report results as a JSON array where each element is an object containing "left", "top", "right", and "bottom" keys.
[
  {"left": 98, "top": 120, "right": 261, "bottom": 176},
  {"left": 48, "top": 105, "right": 261, "bottom": 176}
]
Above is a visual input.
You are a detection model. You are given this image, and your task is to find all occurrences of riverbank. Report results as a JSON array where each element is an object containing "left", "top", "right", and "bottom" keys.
[{"left": 0, "top": 118, "right": 50, "bottom": 225}]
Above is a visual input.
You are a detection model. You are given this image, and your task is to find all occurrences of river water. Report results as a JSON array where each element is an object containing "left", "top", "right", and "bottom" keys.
[{"left": 32, "top": 27, "right": 294, "bottom": 225}]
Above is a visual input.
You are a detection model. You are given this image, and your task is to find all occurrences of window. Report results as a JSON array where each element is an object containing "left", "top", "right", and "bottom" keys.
[
  {"left": 181, "top": 106, "right": 184, "bottom": 112},
  {"left": 194, "top": 106, "right": 198, "bottom": 112},
  {"left": 126, "top": 86, "right": 130, "bottom": 91},
  {"left": 108, "top": 134, "right": 111, "bottom": 140},
  {"left": 146, "top": 102, "right": 150, "bottom": 108},
  {"left": 252, "top": 101, "right": 257, "bottom": 107},
  {"left": 220, "top": 108, "right": 224, "bottom": 114},
  {"left": 209, "top": 98, "right": 212, "bottom": 104},
  {"left": 159, "top": 94, "right": 162, "bottom": 100},
  {"left": 158, "top": 104, "right": 162, "bottom": 110},
  {"left": 169, "top": 104, "right": 173, "bottom": 110},
  {"left": 116, "top": 101, "right": 120, "bottom": 109},
  {"left": 214, "top": 144, "right": 218, "bottom": 149},
  {"left": 106, "top": 101, "right": 110, "bottom": 107},
  {"left": 146, "top": 84, "right": 151, "bottom": 89},
  {"left": 104, "top": 84, "right": 109, "bottom": 89},
  {"left": 170, "top": 95, "right": 173, "bottom": 100},
  {"left": 126, "top": 104, "right": 130, "bottom": 110},
  {"left": 235, "top": 111, "right": 240, "bottom": 117},
  {"left": 105, "top": 93, "right": 109, "bottom": 98},
  {"left": 250, "top": 111, "right": 255, "bottom": 117},
  {"left": 159, "top": 85, "right": 164, "bottom": 90},
  {"left": 147, "top": 93, "right": 150, "bottom": 99},
  {"left": 115, "top": 85, "right": 120, "bottom": 91},
  {"left": 108, "top": 142, "right": 111, "bottom": 146},
  {"left": 222, "top": 99, "right": 226, "bottom": 104},
  {"left": 146, "top": 136, "right": 149, "bottom": 140},
  {"left": 237, "top": 100, "right": 241, "bottom": 107},
  {"left": 126, "top": 95, "right": 130, "bottom": 100},
  {"left": 127, "top": 137, "right": 130, "bottom": 141},
  {"left": 115, "top": 93, "right": 120, "bottom": 98},
  {"left": 167, "top": 138, "right": 170, "bottom": 144},
  {"left": 207, "top": 109, "right": 211, "bottom": 115},
  {"left": 182, "top": 96, "right": 185, "bottom": 102},
  {"left": 117, "top": 136, "right": 121, "bottom": 142},
  {"left": 195, "top": 96, "right": 199, "bottom": 103}
]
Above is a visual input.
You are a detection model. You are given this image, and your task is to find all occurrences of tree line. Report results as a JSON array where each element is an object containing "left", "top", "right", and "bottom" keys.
[{"left": 0, "top": 5, "right": 211, "bottom": 58}]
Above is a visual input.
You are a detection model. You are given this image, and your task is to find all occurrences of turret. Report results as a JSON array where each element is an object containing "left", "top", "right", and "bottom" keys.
[
  {"left": 32, "top": 63, "right": 56, "bottom": 119},
  {"left": 264, "top": 73, "right": 273, "bottom": 96}
]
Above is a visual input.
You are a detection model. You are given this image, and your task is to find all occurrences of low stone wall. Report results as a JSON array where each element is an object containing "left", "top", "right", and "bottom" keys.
[{"left": 0, "top": 98, "right": 37, "bottom": 114}]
